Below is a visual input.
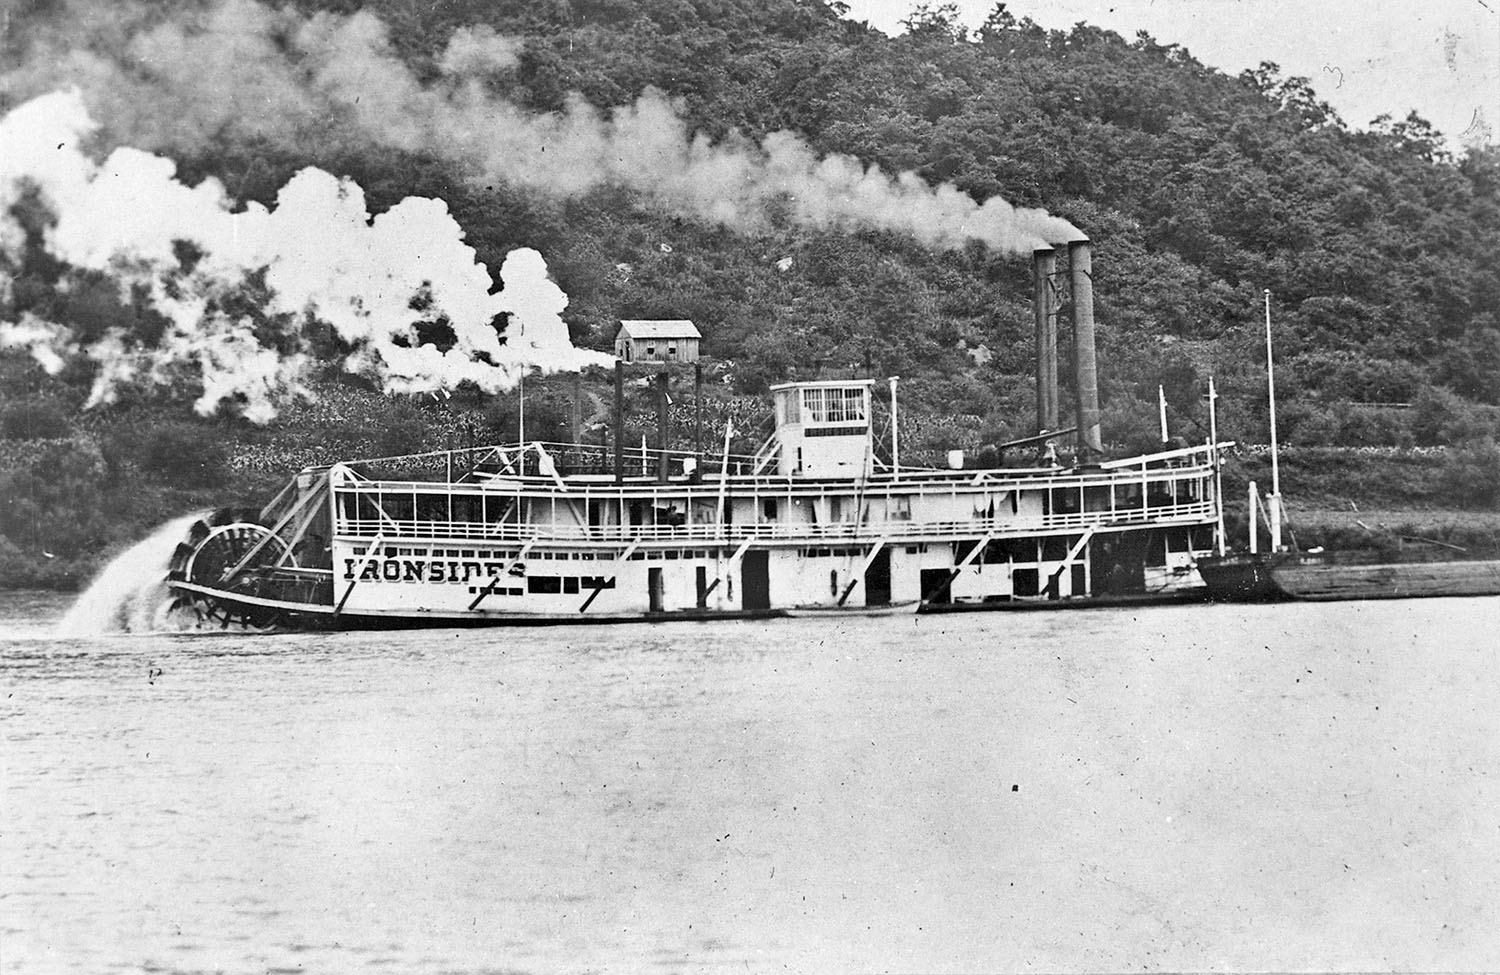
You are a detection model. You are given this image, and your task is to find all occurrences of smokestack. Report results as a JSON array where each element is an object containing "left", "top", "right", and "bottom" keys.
[
  {"left": 1068, "top": 239, "right": 1103, "bottom": 459},
  {"left": 1032, "top": 248, "right": 1059, "bottom": 434}
]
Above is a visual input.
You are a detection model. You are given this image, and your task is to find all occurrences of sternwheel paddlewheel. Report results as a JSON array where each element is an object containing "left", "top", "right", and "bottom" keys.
[{"left": 168, "top": 508, "right": 292, "bottom": 630}]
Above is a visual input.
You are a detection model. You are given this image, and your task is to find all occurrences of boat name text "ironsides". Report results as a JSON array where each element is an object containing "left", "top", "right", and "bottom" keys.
[{"left": 344, "top": 558, "right": 513, "bottom": 584}]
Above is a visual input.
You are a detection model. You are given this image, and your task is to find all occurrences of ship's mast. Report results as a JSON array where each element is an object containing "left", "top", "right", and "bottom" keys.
[
  {"left": 1264, "top": 289, "right": 1283, "bottom": 552},
  {"left": 1208, "top": 375, "right": 1226, "bottom": 556},
  {"left": 888, "top": 376, "right": 900, "bottom": 473}
]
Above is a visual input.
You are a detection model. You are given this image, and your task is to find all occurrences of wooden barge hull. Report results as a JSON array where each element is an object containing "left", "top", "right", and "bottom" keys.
[
  {"left": 1200, "top": 554, "right": 1500, "bottom": 603},
  {"left": 1274, "top": 559, "right": 1500, "bottom": 602}
]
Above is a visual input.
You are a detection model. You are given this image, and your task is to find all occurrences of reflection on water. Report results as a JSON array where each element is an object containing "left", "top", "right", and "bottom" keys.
[{"left": 4, "top": 595, "right": 1500, "bottom": 973}]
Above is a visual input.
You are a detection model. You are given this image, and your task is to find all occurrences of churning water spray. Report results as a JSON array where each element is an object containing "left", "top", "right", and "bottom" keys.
[{"left": 55, "top": 513, "right": 206, "bottom": 636}]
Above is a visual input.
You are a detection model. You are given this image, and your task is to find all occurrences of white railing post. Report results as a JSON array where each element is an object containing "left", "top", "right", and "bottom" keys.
[{"left": 1248, "top": 480, "right": 1259, "bottom": 554}]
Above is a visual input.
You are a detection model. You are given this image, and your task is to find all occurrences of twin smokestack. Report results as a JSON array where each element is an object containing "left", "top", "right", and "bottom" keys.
[{"left": 1032, "top": 240, "right": 1102, "bottom": 459}]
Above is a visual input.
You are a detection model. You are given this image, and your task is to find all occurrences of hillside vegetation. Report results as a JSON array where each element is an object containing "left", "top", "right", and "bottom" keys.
[{"left": 2, "top": 0, "right": 1498, "bottom": 588}]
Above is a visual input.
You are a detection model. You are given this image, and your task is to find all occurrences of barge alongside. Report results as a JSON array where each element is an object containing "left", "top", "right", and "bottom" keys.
[{"left": 1198, "top": 550, "right": 1500, "bottom": 602}]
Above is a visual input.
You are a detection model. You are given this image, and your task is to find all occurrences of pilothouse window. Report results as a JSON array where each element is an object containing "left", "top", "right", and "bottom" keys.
[{"left": 802, "top": 387, "right": 866, "bottom": 424}]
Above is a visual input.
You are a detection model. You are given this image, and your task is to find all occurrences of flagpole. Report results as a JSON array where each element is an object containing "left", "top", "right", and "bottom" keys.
[
  {"left": 716, "top": 418, "right": 734, "bottom": 531},
  {"left": 1264, "top": 289, "right": 1282, "bottom": 552},
  {"left": 1208, "top": 375, "right": 1226, "bottom": 556},
  {"left": 888, "top": 376, "right": 900, "bottom": 473}
]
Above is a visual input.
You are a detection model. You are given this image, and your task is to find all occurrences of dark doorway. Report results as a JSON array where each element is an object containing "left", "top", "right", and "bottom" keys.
[
  {"left": 648, "top": 567, "right": 664, "bottom": 613},
  {"left": 920, "top": 568, "right": 952, "bottom": 605},
  {"left": 1091, "top": 533, "right": 1146, "bottom": 595},
  {"left": 741, "top": 550, "right": 770, "bottom": 610},
  {"left": 695, "top": 566, "right": 708, "bottom": 608},
  {"left": 864, "top": 548, "right": 892, "bottom": 605}
]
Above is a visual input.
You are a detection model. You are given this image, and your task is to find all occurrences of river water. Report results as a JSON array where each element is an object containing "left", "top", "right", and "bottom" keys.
[{"left": 4, "top": 592, "right": 1499, "bottom": 973}]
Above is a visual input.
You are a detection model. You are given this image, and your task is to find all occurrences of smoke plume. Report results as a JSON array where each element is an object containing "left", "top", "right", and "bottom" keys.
[
  {"left": 0, "top": 0, "right": 1080, "bottom": 252},
  {"left": 0, "top": 90, "right": 606, "bottom": 423}
]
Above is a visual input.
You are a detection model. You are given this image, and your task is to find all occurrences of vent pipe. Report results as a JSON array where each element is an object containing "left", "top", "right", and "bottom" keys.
[
  {"left": 656, "top": 368, "right": 670, "bottom": 483},
  {"left": 1032, "top": 247, "right": 1060, "bottom": 435},
  {"left": 1068, "top": 239, "right": 1103, "bottom": 459},
  {"left": 613, "top": 361, "right": 625, "bottom": 483}
]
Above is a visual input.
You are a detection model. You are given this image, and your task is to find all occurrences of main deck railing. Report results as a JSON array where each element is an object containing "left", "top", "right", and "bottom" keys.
[{"left": 332, "top": 499, "right": 1218, "bottom": 546}]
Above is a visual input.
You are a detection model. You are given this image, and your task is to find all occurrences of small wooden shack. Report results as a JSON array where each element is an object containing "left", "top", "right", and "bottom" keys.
[{"left": 613, "top": 320, "right": 702, "bottom": 364}]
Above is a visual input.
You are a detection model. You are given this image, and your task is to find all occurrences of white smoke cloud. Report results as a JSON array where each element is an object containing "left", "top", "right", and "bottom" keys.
[
  {"left": 0, "top": 89, "right": 608, "bottom": 422},
  {"left": 439, "top": 25, "right": 523, "bottom": 78},
  {"left": 0, "top": 0, "right": 1081, "bottom": 252}
]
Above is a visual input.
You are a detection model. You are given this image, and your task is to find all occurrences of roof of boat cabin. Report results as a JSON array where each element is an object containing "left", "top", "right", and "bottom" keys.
[{"left": 769, "top": 379, "right": 877, "bottom": 391}]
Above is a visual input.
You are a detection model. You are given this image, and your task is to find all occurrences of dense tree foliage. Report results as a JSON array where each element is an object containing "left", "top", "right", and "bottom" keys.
[{"left": 3, "top": 0, "right": 1498, "bottom": 585}]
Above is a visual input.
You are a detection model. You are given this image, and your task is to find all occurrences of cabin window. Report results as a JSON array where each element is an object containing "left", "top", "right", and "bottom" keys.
[
  {"left": 382, "top": 492, "right": 415, "bottom": 522},
  {"left": 527, "top": 576, "right": 562, "bottom": 594},
  {"left": 415, "top": 493, "right": 448, "bottom": 522},
  {"left": 645, "top": 344, "right": 656, "bottom": 357},
  {"left": 451, "top": 496, "right": 482, "bottom": 523},
  {"left": 667, "top": 344, "right": 678, "bottom": 359}
]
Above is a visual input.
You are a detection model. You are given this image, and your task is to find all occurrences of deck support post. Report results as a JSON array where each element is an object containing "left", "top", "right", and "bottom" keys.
[
  {"left": 469, "top": 539, "right": 537, "bottom": 611},
  {"left": 838, "top": 537, "right": 890, "bottom": 606},
  {"left": 334, "top": 534, "right": 385, "bottom": 617}
]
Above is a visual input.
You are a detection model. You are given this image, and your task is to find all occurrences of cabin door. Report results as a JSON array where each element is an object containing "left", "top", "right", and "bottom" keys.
[
  {"left": 741, "top": 550, "right": 771, "bottom": 610},
  {"left": 648, "top": 567, "right": 665, "bottom": 613},
  {"left": 920, "top": 568, "right": 952, "bottom": 605},
  {"left": 864, "top": 548, "right": 892, "bottom": 605}
]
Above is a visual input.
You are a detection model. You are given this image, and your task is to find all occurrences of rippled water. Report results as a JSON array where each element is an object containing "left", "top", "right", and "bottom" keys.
[{"left": 5, "top": 593, "right": 1500, "bottom": 973}]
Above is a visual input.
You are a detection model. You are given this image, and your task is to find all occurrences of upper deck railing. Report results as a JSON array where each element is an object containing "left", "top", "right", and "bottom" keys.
[
  {"left": 327, "top": 440, "right": 1227, "bottom": 499},
  {"left": 332, "top": 498, "right": 1219, "bottom": 546}
]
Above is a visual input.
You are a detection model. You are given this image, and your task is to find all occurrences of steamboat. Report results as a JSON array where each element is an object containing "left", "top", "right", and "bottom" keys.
[{"left": 167, "top": 242, "right": 1231, "bottom": 628}]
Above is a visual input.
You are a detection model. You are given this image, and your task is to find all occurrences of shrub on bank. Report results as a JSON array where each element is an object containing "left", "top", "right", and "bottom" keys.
[
  {"left": 133, "top": 422, "right": 231, "bottom": 489},
  {"left": 0, "top": 398, "right": 71, "bottom": 440}
]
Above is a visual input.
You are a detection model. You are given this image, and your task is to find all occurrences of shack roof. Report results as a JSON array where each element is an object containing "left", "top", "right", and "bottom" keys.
[{"left": 615, "top": 320, "right": 702, "bottom": 340}]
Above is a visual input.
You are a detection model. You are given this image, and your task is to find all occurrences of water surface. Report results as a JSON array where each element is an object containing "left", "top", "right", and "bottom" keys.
[{"left": 4, "top": 595, "right": 1499, "bottom": 972}]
